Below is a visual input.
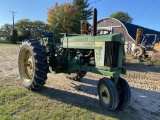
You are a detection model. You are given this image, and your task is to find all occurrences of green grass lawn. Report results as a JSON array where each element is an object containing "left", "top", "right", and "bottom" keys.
[{"left": 0, "top": 77, "right": 135, "bottom": 120}]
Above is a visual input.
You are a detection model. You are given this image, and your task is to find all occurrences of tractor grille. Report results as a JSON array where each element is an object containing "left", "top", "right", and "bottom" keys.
[{"left": 104, "top": 42, "right": 120, "bottom": 67}]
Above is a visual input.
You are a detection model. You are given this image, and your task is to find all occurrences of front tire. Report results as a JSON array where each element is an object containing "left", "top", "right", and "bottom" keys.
[
  {"left": 97, "top": 78, "right": 119, "bottom": 110},
  {"left": 18, "top": 40, "right": 48, "bottom": 90},
  {"left": 116, "top": 77, "right": 131, "bottom": 110}
]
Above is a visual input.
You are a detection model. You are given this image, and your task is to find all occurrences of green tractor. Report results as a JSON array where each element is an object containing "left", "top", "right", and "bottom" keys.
[{"left": 18, "top": 9, "right": 130, "bottom": 111}]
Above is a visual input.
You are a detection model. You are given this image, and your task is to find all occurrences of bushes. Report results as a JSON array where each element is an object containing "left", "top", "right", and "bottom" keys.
[{"left": 10, "top": 29, "right": 18, "bottom": 44}]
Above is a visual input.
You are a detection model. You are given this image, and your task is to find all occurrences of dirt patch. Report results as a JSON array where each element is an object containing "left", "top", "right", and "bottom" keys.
[{"left": 0, "top": 45, "right": 159, "bottom": 120}]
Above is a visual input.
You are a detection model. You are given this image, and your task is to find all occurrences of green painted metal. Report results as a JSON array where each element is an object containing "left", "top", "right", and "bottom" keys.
[
  {"left": 41, "top": 31, "right": 126, "bottom": 85},
  {"left": 118, "top": 43, "right": 123, "bottom": 68},
  {"left": 63, "top": 55, "right": 126, "bottom": 84},
  {"left": 62, "top": 33, "right": 125, "bottom": 49},
  {"left": 66, "top": 60, "right": 126, "bottom": 83}
]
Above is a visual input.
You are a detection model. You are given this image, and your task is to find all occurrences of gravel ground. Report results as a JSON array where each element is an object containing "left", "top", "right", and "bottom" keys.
[{"left": 0, "top": 45, "right": 160, "bottom": 120}]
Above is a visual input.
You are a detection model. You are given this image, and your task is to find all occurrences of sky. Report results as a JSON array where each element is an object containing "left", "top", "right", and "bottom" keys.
[{"left": 0, "top": 0, "right": 159, "bottom": 31}]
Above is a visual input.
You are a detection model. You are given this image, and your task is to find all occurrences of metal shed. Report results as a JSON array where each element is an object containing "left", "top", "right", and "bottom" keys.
[{"left": 96, "top": 18, "right": 160, "bottom": 53}]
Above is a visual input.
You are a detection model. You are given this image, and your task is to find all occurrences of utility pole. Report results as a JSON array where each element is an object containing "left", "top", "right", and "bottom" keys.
[{"left": 9, "top": 11, "right": 17, "bottom": 30}]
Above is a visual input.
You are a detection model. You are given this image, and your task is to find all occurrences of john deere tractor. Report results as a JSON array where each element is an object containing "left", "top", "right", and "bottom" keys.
[{"left": 18, "top": 9, "right": 130, "bottom": 110}]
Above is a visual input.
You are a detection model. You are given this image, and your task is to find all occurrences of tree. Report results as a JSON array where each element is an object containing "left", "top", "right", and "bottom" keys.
[
  {"left": 73, "top": 0, "right": 92, "bottom": 20},
  {"left": 47, "top": 2, "right": 76, "bottom": 34},
  {"left": 72, "top": 0, "right": 93, "bottom": 33},
  {"left": 10, "top": 29, "right": 18, "bottom": 44},
  {"left": 109, "top": 11, "right": 132, "bottom": 23},
  {"left": 47, "top": 1, "right": 93, "bottom": 34},
  {"left": 0, "top": 24, "right": 12, "bottom": 38},
  {"left": 31, "top": 20, "right": 46, "bottom": 38},
  {"left": 15, "top": 19, "right": 32, "bottom": 40},
  {"left": 15, "top": 19, "right": 46, "bottom": 40}
]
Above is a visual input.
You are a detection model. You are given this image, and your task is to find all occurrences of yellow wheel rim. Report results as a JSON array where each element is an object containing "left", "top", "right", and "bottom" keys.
[
  {"left": 100, "top": 84, "right": 110, "bottom": 104},
  {"left": 19, "top": 48, "right": 34, "bottom": 83}
]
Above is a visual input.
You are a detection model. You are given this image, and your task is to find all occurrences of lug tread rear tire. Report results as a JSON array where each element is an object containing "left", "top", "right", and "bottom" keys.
[{"left": 18, "top": 40, "right": 48, "bottom": 90}]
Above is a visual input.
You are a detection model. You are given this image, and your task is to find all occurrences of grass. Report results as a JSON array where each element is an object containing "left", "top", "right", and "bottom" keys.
[
  {"left": 0, "top": 77, "right": 135, "bottom": 120},
  {"left": 125, "top": 54, "right": 160, "bottom": 67},
  {"left": 125, "top": 55, "right": 135, "bottom": 63},
  {"left": 0, "top": 39, "right": 20, "bottom": 46},
  {"left": 153, "top": 60, "right": 160, "bottom": 66}
]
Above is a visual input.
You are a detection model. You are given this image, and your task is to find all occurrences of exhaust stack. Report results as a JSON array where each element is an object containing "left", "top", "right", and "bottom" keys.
[{"left": 92, "top": 8, "right": 97, "bottom": 36}]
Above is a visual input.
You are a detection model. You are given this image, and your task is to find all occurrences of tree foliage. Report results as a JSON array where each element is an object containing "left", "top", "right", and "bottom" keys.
[
  {"left": 0, "top": 24, "right": 12, "bottom": 37},
  {"left": 72, "top": 0, "right": 92, "bottom": 33},
  {"left": 31, "top": 20, "right": 46, "bottom": 38},
  {"left": 73, "top": 0, "right": 92, "bottom": 21},
  {"left": 47, "top": 0, "right": 92, "bottom": 34},
  {"left": 47, "top": 2, "right": 76, "bottom": 34},
  {"left": 10, "top": 29, "right": 18, "bottom": 44},
  {"left": 0, "top": 19, "right": 47, "bottom": 42},
  {"left": 15, "top": 19, "right": 46, "bottom": 40},
  {"left": 15, "top": 19, "right": 32, "bottom": 40},
  {"left": 109, "top": 11, "right": 132, "bottom": 23}
]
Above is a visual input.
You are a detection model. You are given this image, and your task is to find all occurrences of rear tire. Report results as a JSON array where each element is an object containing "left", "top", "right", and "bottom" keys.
[
  {"left": 18, "top": 40, "right": 48, "bottom": 90},
  {"left": 116, "top": 77, "right": 131, "bottom": 110},
  {"left": 97, "top": 78, "right": 119, "bottom": 110}
]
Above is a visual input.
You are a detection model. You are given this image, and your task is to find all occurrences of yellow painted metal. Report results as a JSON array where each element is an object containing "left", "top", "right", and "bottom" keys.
[
  {"left": 94, "top": 42, "right": 104, "bottom": 47},
  {"left": 100, "top": 84, "right": 110, "bottom": 104},
  {"left": 20, "top": 48, "right": 34, "bottom": 83},
  {"left": 153, "top": 42, "right": 160, "bottom": 52},
  {"left": 135, "top": 28, "right": 143, "bottom": 46}
]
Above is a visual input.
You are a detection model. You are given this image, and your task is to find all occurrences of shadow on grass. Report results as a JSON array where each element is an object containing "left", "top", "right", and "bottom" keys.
[
  {"left": 36, "top": 86, "right": 133, "bottom": 120},
  {"left": 36, "top": 81, "right": 160, "bottom": 120},
  {"left": 35, "top": 77, "right": 138, "bottom": 120}
]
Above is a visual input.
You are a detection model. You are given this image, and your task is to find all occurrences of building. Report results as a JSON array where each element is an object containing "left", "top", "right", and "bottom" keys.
[{"left": 96, "top": 18, "right": 160, "bottom": 54}]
